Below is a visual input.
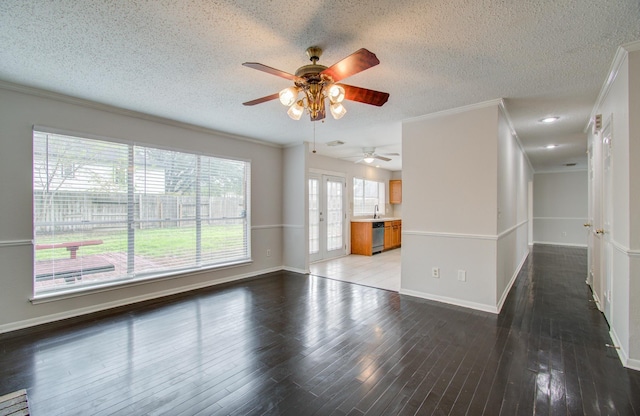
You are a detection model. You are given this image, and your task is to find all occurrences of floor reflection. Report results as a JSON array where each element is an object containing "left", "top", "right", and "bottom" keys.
[
  {"left": 3, "top": 246, "right": 638, "bottom": 415},
  {"left": 310, "top": 248, "right": 401, "bottom": 291}
]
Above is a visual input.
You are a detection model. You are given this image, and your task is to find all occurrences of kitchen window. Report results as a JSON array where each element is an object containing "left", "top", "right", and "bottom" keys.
[{"left": 353, "top": 178, "right": 386, "bottom": 216}]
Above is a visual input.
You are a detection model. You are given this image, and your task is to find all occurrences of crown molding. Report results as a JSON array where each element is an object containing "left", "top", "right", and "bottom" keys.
[
  {"left": 0, "top": 80, "right": 283, "bottom": 149},
  {"left": 401, "top": 98, "right": 534, "bottom": 174},
  {"left": 587, "top": 40, "right": 640, "bottom": 132},
  {"left": 497, "top": 101, "right": 535, "bottom": 174},
  {"left": 402, "top": 98, "right": 504, "bottom": 124}
]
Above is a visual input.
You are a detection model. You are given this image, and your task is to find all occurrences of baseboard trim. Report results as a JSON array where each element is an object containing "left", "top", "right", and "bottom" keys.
[
  {"left": 282, "top": 266, "right": 309, "bottom": 274},
  {"left": 496, "top": 251, "right": 529, "bottom": 313},
  {"left": 399, "top": 288, "right": 498, "bottom": 314},
  {"left": 608, "top": 329, "right": 640, "bottom": 371},
  {"left": 0, "top": 266, "right": 283, "bottom": 335},
  {"left": 592, "top": 291, "right": 604, "bottom": 312},
  {"left": 626, "top": 357, "right": 640, "bottom": 372}
]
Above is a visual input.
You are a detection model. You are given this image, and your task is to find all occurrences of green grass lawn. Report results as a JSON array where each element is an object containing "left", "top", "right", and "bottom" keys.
[{"left": 35, "top": 224, "right": 245, "bottom": 261}]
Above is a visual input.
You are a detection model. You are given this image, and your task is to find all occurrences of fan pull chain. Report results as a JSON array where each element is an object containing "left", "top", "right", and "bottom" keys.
[{"left": 312, "top": 121, "right": 317, "bottom": 153}]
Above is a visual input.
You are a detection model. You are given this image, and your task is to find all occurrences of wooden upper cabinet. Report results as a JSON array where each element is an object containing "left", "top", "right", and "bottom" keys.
[{"left": 389, "top": 180, "right": 402, "bottom": 204}]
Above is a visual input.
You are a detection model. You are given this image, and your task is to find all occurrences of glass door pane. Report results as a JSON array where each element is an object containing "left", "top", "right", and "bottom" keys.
[
  {"left": 309, "top": 177, "right": 320, "bottom": 256},
  {"left": 326, "top": 178, "right": 343, "bottom": 252}
]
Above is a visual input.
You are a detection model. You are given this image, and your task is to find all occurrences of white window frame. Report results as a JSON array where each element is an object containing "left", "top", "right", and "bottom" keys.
[
  {"left": 353, "top": 177, "right": 386, "bottom": 217},
  {"left": 32, "top": 128, "right": 251, "bottom": 297}
]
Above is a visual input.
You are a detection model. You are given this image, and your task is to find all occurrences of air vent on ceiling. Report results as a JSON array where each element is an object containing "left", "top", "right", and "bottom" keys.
[{"left": 326, "top": 140, "right": 345, "bottom": 147}]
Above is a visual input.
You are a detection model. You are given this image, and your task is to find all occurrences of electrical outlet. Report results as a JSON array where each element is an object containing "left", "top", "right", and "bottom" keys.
[
  {"left": 432, "top": 267, "right": 440, "bottom": 278},
  {"left": 267, "top": 249, "right": 271, "bottom": 257},
  {"left": 458, "top": 270, "right": 466, "bottom": 282},
  {"left": 562, "top": 231, "right": 567, "bottom": 237}
]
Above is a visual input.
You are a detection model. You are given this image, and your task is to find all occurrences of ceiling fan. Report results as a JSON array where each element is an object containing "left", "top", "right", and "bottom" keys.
[
  {"left": 345, "top": 147, "right": 400, "bottom": 164},
  {"left": 242, "top": 47, "right": 389, "bottom": 121}
]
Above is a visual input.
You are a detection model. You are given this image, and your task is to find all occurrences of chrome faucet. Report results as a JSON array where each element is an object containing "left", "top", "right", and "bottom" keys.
[{"left": 373, "top": 204, "right": 378, "bottom": 219}]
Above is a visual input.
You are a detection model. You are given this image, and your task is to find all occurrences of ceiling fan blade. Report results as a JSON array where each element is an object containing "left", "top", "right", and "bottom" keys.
[
  {"left": 242, "top": 62, "right": 302, "bottom": 82},
  {"left": 374, "top": 155, "right": 392, "bottom": 162},
  {"left": 242, "top": 93, "right": 279, "bottom": 106},
  {"left": 321, "top": 48, "right": 380, "bottom": 82},
  {"left": 341, "top": 84, "right": 389, "bottom": 107}
]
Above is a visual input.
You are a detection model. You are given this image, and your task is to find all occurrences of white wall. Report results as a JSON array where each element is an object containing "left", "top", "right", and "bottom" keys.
[
  {"left": 588, "top": 43, "right": 640, "bottom": 370},
  {"left": 0, "top": 85, "right": 285, "bottom": 333},
  {"left": 401, "top": 100, "right": 530, "bottom": 313},
  {"left": 533, "top": 171, "right": 588, "bottom": 246},
  {"left": 496, "top": 107, "right": 533, "bottom": 308},
  {"left": 282, "top": 143, "right": 308, "bottom": 273}
]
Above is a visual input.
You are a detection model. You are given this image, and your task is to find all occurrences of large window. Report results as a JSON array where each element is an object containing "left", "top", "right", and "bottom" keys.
[
  {"left": 33, "top": 130, "right": 250, "bottom": 295},
  {"left": 353, "top": 178, "right": 386, "bottom": 216}
]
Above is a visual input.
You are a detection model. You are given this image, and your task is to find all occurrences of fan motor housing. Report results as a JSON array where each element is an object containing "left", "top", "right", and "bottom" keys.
[{"left": 295, "top": 64, "right": 329, "bottom": 82}]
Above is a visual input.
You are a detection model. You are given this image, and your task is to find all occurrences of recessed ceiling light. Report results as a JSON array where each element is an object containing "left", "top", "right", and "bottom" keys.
[
  {"left": 545, "top": 144, "right": 558, "bottom": 149},
  {"left": 540, "top": 116, "right": 560, "bottom": 123}
]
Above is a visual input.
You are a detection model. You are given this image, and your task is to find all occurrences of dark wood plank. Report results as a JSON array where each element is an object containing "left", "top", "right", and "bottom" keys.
[{"left": 1, "top": 245, "right": 639, "bottom": 416}]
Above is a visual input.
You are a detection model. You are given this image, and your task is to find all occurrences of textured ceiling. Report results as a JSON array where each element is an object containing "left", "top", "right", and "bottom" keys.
[{"left": 1, "top": 0, "right": 639, "bottom": 172}]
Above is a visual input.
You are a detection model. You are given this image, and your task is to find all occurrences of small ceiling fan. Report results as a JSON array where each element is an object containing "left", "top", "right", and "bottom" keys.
[
  {"left": 242, "top": 47, "right": 389, "bottom": 121},
  {"left": 345, "top": 147, "right": 400, "bottom": 164}
]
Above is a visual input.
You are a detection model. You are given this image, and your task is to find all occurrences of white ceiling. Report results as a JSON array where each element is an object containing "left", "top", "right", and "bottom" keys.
[{"left": 1, "top": 1, "right": 639, "bottom": 172}]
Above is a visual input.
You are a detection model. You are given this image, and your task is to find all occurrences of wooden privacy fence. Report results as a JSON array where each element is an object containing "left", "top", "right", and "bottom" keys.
[{"left": 34, "top": 192, "right": 245, "bottom": 233}]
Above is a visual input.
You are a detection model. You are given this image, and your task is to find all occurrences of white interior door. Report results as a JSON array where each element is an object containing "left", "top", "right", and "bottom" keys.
[
  {"left": 309, "top": 174, "right": 346, "bottom": 263},
  {"left": 586, "top": 144, "right": 594, "bottom": 286},
  {"left": 601, "top": 124, "right": 613, "bottom": 322}
]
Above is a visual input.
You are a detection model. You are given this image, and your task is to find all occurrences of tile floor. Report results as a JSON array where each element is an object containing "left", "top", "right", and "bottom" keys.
[{"left": 309, "top": 248, "right": 401, "bottom": 292}]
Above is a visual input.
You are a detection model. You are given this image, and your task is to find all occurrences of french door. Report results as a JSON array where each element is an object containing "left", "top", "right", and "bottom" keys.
[{"left": 309, "top": 174, "right": 346, "bottom": 263}]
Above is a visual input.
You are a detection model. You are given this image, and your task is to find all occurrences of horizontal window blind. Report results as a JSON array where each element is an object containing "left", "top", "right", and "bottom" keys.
[
  {"left": 353, "top": 178, "right": 386, "bottom": 216},
  {"left": 33, "top": 130, "right": 250, "bottom": 295}
]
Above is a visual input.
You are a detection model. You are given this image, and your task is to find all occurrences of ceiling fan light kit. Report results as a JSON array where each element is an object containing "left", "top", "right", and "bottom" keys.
[
  {"left": 345, "top": 147, "right": 399, "bottom": 164},
  {"left": 243, "top": 47, "right": 389, "bottom": 122}
]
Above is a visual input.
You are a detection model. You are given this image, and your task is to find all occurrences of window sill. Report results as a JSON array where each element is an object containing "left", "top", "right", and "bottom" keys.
[{"left": 30, "top": 259, "right": 252, "bottom": 305}]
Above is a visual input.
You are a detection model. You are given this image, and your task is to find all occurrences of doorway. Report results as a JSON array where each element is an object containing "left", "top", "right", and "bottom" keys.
[
  {"left": 309, "top": 174, "right": 347, "bottom": 263},
  {"left": 601, "top": 122, "right": 613, "bottom": 322}
]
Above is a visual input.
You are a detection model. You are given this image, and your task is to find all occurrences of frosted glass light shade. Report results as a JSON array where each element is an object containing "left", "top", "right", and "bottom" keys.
[
  {"left": 363, "top": 157, "right": 375, "bottom": 163},
  {"left": 330, "top": 102, "right": 346, "bottom": 119},
  {"left": 279, "top": 86, "right": 299, "bottom": 106},
  {"left": 327, "top": 84, "right": 345, "bottom": 103},
  {"left": 287, "top": 101, "right": 304, "bottom": 120}
]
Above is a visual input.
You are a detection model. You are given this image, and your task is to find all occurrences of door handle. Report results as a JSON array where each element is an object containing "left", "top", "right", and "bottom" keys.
[
  {"left": 595, "top": 229, "right": 605, "bottom": 235},
  {"left": 583, "top": 222, "right": 592, "bottom": 227}
]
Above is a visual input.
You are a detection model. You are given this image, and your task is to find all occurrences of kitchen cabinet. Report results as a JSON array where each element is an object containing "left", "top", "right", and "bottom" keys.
[
  {"left": 352, "top": 219, "right": 402, "bottom": 255},
  {"left": 389, "top": 180, "right": 402, "bottom": 204},
  {"left": 351, "top": 222, "right": 373, "bottom": 256},
  {"left": 384, "top": 222, "right": 393, "bottom": 250},
  {"left": 385, "top": 220, "right": 401, "bottom": 250},
  {"left": 392, "top": 220, "right": 401, "bottom": 247}
]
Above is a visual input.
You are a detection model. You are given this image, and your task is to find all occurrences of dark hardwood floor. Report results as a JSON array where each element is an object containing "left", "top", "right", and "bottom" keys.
[{"left": 1, "top": 244, "right": 639, "bottom": 415}]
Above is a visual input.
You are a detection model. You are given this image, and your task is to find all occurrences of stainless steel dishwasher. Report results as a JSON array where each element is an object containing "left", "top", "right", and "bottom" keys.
[{"left": 372, "top": 221, "right": 385, "bottom": 254}]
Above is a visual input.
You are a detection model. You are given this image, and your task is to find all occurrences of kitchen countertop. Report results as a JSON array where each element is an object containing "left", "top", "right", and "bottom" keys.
[{"left": 351, "top": 217, "right": 402, "bottom": 223}]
